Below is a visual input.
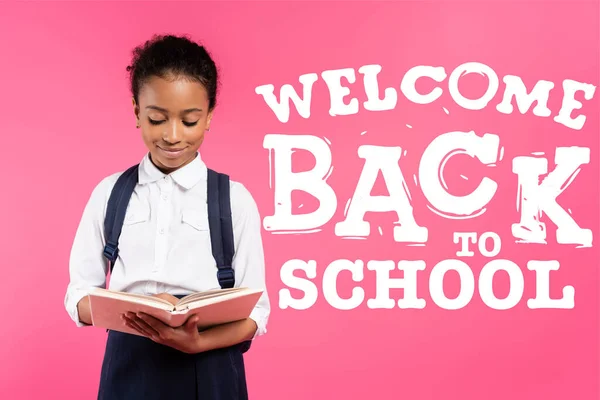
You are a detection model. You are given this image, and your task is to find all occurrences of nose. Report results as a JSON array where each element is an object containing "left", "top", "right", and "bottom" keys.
[{"left": 162, "top": 121, "right": 183, "bottom": 144}]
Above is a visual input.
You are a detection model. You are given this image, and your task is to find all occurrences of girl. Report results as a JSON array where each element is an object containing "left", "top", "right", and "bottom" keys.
[{"left": 64, "top": 34, "right": 270, "bottom": 400}]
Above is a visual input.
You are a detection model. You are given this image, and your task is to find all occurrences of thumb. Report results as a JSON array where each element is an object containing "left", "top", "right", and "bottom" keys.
[{"left": 185, "top": 316, "right": 199, "bottom": 332}]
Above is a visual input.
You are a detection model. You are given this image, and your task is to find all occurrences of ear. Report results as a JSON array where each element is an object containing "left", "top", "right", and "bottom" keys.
[
  {"left": 206, "top": 110, "right": 214, "bottom": 131},
  {"left": 132, "top": 97, "right": 140, "bottom": 128}
]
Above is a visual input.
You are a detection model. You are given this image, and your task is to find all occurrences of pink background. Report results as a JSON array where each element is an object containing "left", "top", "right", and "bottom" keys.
[{"left": 1, "top": 1, "right": 598, "bottom": 399}]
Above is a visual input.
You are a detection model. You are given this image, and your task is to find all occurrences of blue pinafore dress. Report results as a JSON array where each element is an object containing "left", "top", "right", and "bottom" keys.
[
  {"left": 97, "top": 167, "right": 250, "bottom": 399},
  {"left": 97, "top": 299, "right": 249, "bottom": 400}
]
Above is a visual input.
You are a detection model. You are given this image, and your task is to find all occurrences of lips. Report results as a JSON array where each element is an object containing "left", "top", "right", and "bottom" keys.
[{"left": 158, "top": 146, "right": 186, "bottom": 159}]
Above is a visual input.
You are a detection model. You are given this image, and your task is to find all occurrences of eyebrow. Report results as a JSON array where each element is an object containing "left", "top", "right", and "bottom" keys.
[{"left": 146, "top": 105, "right": 203, "bottom": 113}]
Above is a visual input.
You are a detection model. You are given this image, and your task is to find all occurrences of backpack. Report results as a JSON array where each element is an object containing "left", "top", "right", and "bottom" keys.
[{"left": 100, "top": 164, "right": 251, "bottom": 352}]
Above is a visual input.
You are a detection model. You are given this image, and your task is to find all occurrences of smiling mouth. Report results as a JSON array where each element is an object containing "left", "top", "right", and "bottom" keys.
[{"left": 158, "top": 146, "right": 186, "bottom": 158}]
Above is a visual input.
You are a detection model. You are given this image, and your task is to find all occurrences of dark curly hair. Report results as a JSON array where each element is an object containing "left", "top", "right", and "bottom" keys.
[{"left": 126, "top": 34, "right": 219, "bottom": 111}]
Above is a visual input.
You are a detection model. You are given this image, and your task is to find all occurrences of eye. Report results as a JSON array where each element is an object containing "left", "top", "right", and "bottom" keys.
[
  {"left": 148, "top": 118, "right": 166, "bottom": 125},
  {"left": 183, "top": 120, "right": 199, "bottom": 127}
]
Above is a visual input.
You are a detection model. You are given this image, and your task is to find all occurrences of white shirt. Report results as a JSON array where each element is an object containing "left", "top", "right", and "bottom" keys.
[{"left": 64, "top": 152, "right": 270, "bottom": 338}]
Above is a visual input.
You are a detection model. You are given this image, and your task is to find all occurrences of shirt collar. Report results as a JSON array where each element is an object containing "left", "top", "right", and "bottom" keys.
[{"left": 138, "top": 152, "right": 207, "bottom": 190}]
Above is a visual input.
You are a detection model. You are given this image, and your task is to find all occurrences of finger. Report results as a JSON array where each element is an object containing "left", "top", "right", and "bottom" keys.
[
  {"left": 184, "top": 316, "right": 199, "bottom": 332},
  {"left": 123, "top": 314, "right": 153, "bottom": 337},
  {"left": 136, "top": 313, "right": 170, "bottom": 338},
  {"left": 134, "top": 317, "right": 161, "bottom": 338},
  {"left": 122, "top": 315, "right": 153, "bottom": 337},
  {"left": 124, "top": 319, "right": 148, "bottom": 336},
  {"left": 126, "top": 313, "right": 160, "bottom": 338}
]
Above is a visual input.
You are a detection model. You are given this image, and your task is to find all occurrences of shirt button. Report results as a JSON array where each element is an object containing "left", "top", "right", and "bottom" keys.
[
  {"left": 159, "top": 228, "right": 165, "bottom": 234},
  {"left": 162, "top": 194, "right": 168, "bottom": 201}
]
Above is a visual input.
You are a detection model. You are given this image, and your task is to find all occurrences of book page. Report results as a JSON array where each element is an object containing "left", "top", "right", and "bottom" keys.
[
  {"left": 174, "top": 288, "right": 263, "bottom": 311},
  {"left": 169, "top": 290, "right": 264, "bottom": 328},
  {"left": 176, "top": 288, "right": 243, "bottom": 308}
]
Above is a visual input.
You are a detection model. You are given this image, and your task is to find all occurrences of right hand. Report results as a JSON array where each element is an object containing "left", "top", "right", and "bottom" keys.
[{"left": 152, "top": 292, "right": 179, "bottom": 305}]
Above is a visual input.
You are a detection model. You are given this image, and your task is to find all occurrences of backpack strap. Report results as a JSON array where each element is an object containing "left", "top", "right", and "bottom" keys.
[
  {"left": 207, "top": 168, "right": 250, "bottom": 353},
  {"left": 207, "top": 168, "right": 236, "bottom": 289},
  {"left": 102, "top": 164, "right": 236, "bottom": 290},
  {"left": 103, "top": 164, "right": 140, "bottom": 273},
  {"left": 102, "top": 164, "right": 246, "bottom": 349}
]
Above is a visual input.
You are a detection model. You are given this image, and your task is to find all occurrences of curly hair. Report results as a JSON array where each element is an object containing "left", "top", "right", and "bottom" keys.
[{"left": 126, "top": 34, "right": 219, "bottom": 110}]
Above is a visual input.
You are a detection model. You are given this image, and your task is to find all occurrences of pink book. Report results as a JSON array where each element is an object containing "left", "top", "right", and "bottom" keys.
[{"left": 88, "top": 287, "right": 263, "bottom": 336}]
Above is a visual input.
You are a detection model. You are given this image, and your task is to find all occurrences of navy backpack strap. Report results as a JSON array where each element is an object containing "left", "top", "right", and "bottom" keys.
[
  {"left": 207, "top": 168, "right": 235, "bottom": 289},
  {"left": 207, "top": 168, "right": 251, "bottom": 353},
  {"left": 103, "top": 164, "right": 139, "bottom": 273},
  {"left": 218, "top": 171, "right": 235, "bottom": 272}
]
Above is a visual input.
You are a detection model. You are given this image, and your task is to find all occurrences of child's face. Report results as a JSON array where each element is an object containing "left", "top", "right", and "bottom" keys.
[{"left": 133, "top": 73, "right": 213, "bottom": 173}]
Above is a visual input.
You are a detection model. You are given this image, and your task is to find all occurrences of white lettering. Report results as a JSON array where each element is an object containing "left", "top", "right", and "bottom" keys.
[
  {"left": 263, "top": 134, "right": 337, "bottom": 232},
  {"left": 254, "top": 73, "right": 318, "bottom": 123},
  {"left": 279, "top": 259, "right": 318, "bottom": 310},
  {"left": 448, "top": 62, "right": 499, "bottom": 110},
  {"left": 358, "top": 64, "right": 398, "bottom": 111},
  {"left": 454, "top": 232, "right": 477, "bottom": 257},
  {"left": 419, "top": 131, "right": 500, "bottom": 218},
  {"left": 321, "top": 68, "right": 359, "bottom": 116},
  {"left": 335, "top": 146, "right": 428, "bottom": 242},
  {"left": 322, "top": 259, "right": 365, "bottom": 310},
  {"left": 496, "top": 75, "right": 554, "bottom": 117},
  {"left": 367, "top": 260, "right": 426, "bottom": 309},
  {"left": 478, "top": 231, "right": 501, "bottom": 257},
  {"left": 400, "top": 65, "right": 447, "bottom": 104},
  {"left": 479, "top": 259, "right": 524, "bottom": 310},
  {"left": 512, "top": 147, "right": 592, "bottom": 247},
  {"left": 429, "top": 259, "right": 475, "bottom": 310},
  {"left": 527, "top": 260, "right": 574, "bottom": 309},
  {"left": 277, "top": 258, "right": 574, "bottom": 310},
  {"left": 554, "top": 79, "right": 597, "bottom": 130}
]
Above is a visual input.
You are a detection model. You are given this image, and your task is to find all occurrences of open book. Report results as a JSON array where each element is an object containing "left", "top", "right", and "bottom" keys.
[{"left": 88, "top": 287, "right": 263, "bottom": 336}]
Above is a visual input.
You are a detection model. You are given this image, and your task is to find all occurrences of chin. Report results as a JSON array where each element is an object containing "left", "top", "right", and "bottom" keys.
[{"left": 151, "top": 151, "right": 193, "bottom": 172}]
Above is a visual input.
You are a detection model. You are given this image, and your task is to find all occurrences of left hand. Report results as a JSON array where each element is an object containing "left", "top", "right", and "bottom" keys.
[{"left": 122, "top": 312, "right": 203, "bottom": 354}]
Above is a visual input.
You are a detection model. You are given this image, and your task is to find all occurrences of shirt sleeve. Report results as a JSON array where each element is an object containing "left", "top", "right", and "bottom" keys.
[
  {"left": 230, "top": 182, "right": 271, "bottom": 339},
  {"left": 64, "top": 176, "right": 113, "bottom": 327}
]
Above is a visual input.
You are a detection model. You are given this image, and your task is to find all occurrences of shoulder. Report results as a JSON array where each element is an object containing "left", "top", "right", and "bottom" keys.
[
  {"left": 228, "top": 177, "right": 261, "bottom": 223},
  {"left": 91, "top": 170, "right": 126, "bottom": 197},
  {"left": 85, "top": 168, "right": 134, "bottom": 211}
]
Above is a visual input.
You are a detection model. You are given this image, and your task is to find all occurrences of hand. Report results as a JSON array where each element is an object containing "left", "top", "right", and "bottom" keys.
[{"left": 122, "top": 312, "right": 203, "bottom": 354}]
